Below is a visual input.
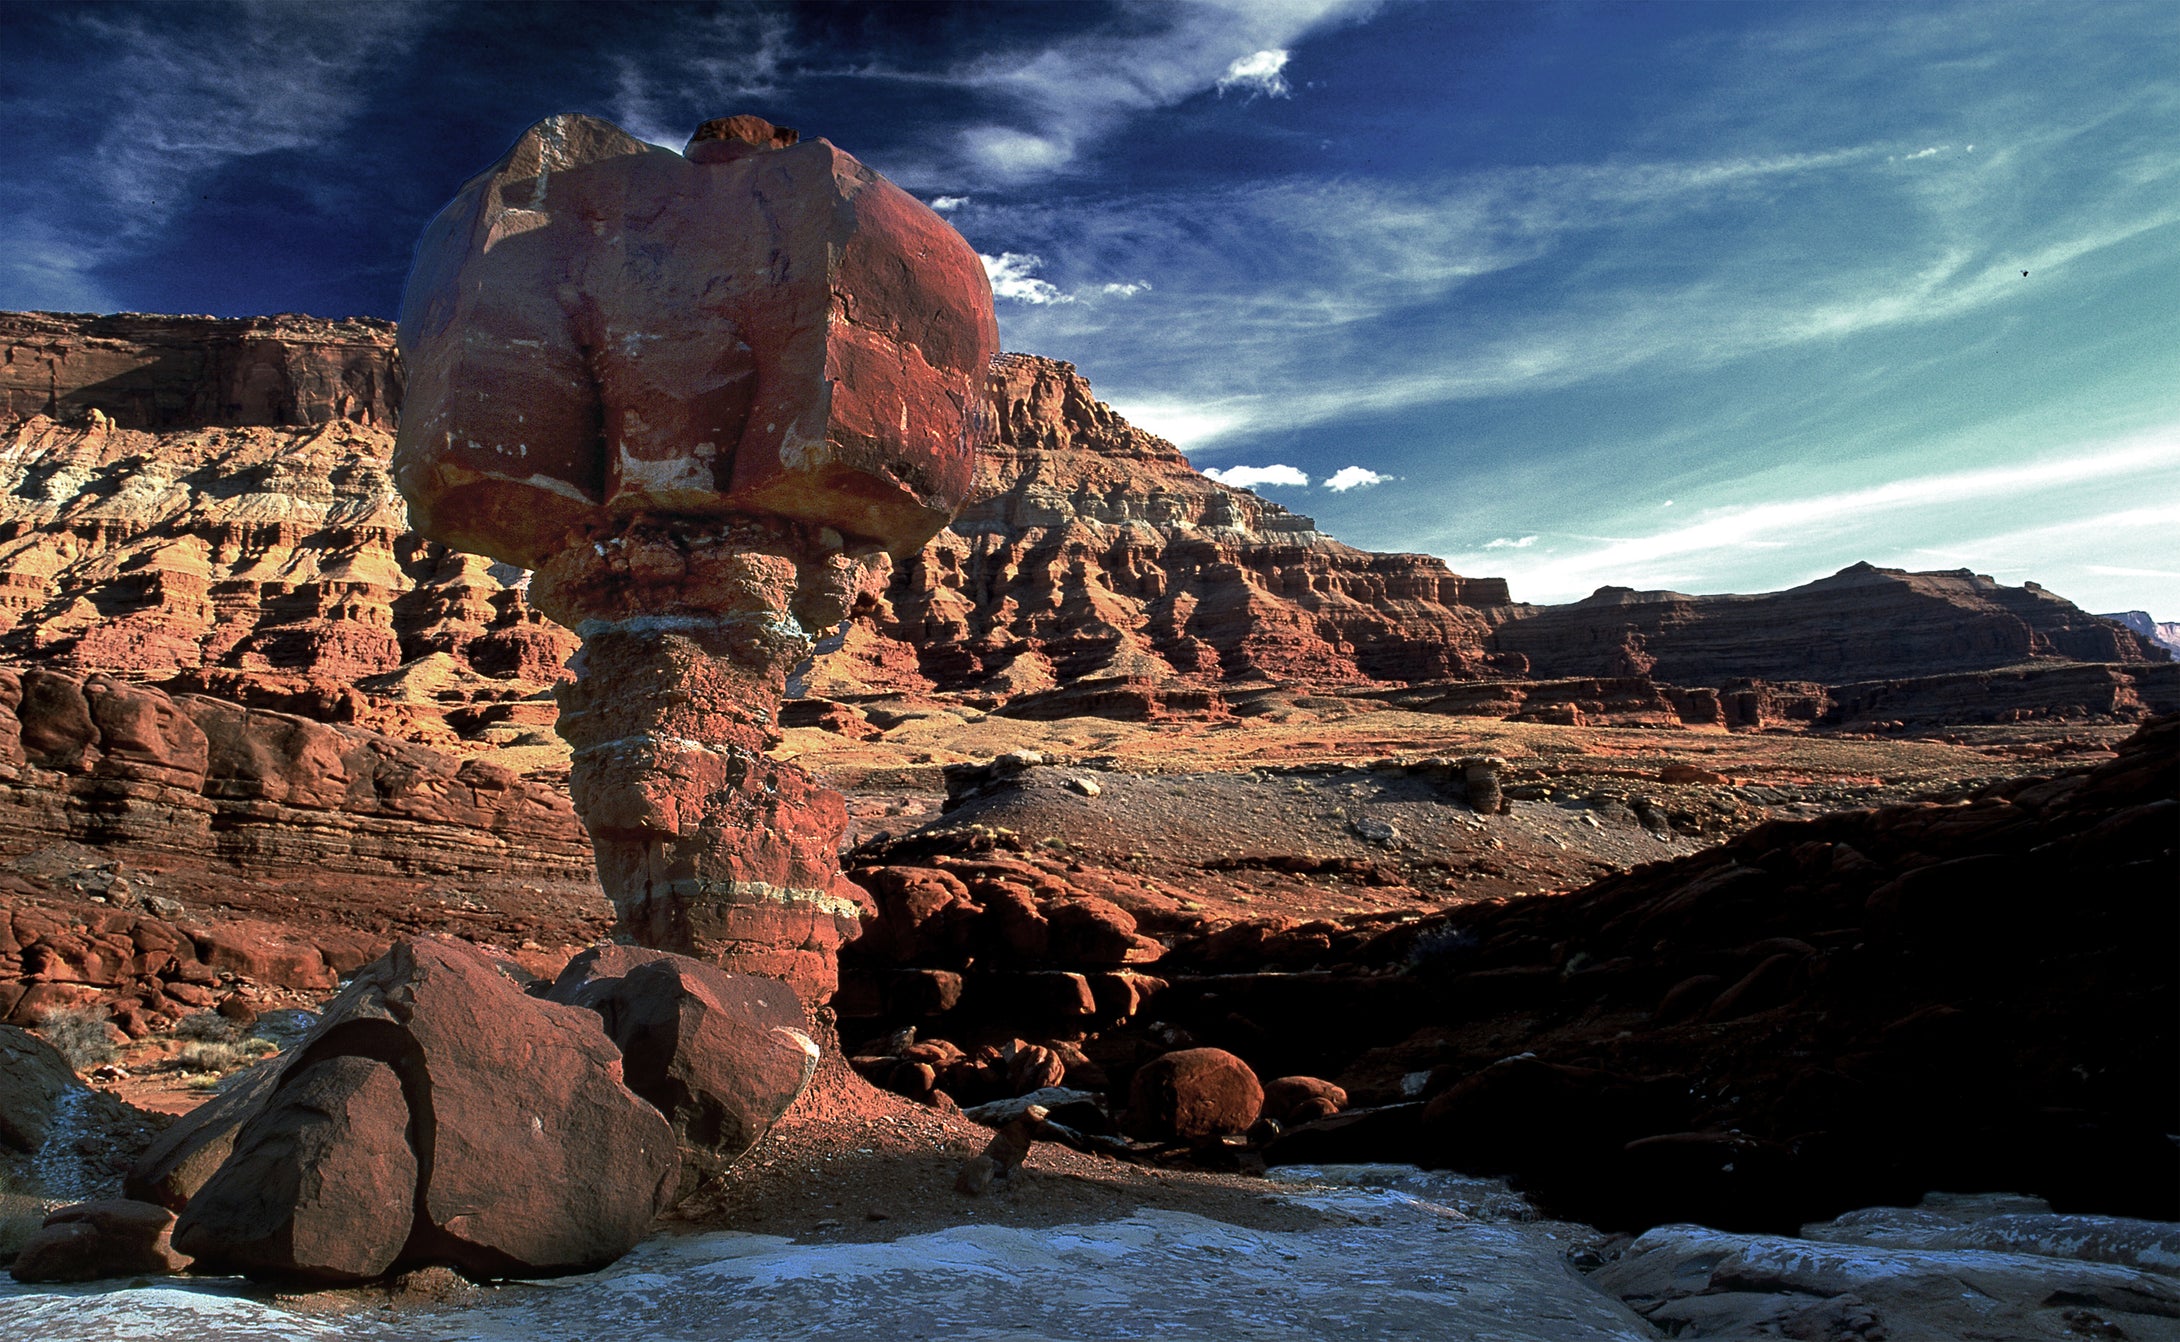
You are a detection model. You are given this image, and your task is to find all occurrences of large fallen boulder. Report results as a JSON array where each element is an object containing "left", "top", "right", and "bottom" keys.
[
  {"left": 548, "top": 945, "right": 819, "bottom": 1197},
  {"left": 123, "top": 1058, "right": 283, "bottom": 1210},
  {"left": 162, "top": 937, "right": 678, "bottom": 1283},
  {"left": 174, "top": 1055, "right": 418, "bottom": 1282}
]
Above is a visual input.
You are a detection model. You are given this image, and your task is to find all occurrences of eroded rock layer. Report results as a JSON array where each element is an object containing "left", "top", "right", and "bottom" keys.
[
  {"left": 1, "top": 312, "right": 401, "bottom": 431},
  {"left": 0, "top": 409, "right": 575, "bottom": 698},
  {"left": 1494, "top": 562, "right": 2168, "bottom": 683},
  {"left": 4, "top": 313, "right": 2164, "bottom": 734},
  {"left": 810, "top": 354, "right": 1519, "bottom": 710}
]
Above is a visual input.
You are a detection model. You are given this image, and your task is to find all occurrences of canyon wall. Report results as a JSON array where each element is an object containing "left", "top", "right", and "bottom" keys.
[
  {"left": 808, "top": 354, "right": 1520, "bottom": 713},
  {"left": 1493, "top": 563, "right": 2167, "bottom": 683},
  {"left": 1, "top": 310, "right": 2166, "bottom": 736},
  {"left": 0, "top": 311, "right": 402, "bottom": 431}
]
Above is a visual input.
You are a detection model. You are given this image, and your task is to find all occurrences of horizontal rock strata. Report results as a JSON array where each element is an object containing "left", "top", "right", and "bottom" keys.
[
  {"left": 1492, "top": 561, "right": 2168, "bottom": 683},
  {"left": 0, "top": 311, "right": 402, "bottom": 431}
]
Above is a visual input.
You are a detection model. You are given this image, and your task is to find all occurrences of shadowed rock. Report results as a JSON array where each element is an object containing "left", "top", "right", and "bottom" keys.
[{"left": 549, "top": 944, "right": 819, "bottom": 1198}]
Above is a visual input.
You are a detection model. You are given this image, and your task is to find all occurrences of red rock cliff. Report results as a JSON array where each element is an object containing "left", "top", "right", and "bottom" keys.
[
  {"left": 1, "top": 311, "right": 402, "bottom": 430},
  {"left": 1492, "top": 562, "right": 2168, "bottom": 683},
  {"left": 806, "top": 354, "right": 1519, "bottom": 711}
]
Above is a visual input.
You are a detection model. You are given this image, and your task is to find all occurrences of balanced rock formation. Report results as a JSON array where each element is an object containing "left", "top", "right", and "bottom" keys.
[
  {"left": 167, "top": 937, "right": 678, "bottom": 1283},
  {"left": 393, "top": 113, "right": 997, "bottom": 1001}
]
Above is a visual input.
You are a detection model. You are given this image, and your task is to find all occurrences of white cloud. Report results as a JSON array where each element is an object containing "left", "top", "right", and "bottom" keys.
[
  {"left": 1217, "top": 49, "right": 1293, "bottom": 99},
  {"left": 1105, "top": 401, "right": 1247, "bottom": 449},
  {"left": 1204, "top": 463, "right": 1311, "bottom": 490},
  {"left": 981, "top": 253, "right": 1152, "bottom": 307},
  {"left": 982, "top": 113, "right": 2180, "bottom": 441},
  {"left": 931, "top": 2, "right": 1370, "bottom": 183},
  {"left": 1484, "top": 535, "right": 1539, "bottom": 549},
  {"left": 980, "top": 252, "right": 1074, "bottom": 305},
  {"left": 929, "top": 196, "right": 970, "bottom": 212},
  {"left": 961, "top": 126, "right": 1073, "bottom": 179},
  {"left": 0, "top": 7, "right": 426, "bottom": 310},
  {"left": 2087, "top": 564, "right": 2180, "bottom": 579},
  {"left": 1323, "top": 466, "right": 1391, "bottom": 491},
  {"left": 41, "top": 9, "right": 422, "bottom": 228}
]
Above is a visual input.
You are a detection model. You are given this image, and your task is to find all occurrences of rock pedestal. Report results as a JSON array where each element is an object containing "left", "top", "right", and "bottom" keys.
[{"left": 528, "top": 520, "right": 872, "bottom": 1001}]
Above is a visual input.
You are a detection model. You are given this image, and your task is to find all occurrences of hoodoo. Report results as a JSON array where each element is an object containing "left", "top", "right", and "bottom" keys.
[{"left": 394, "top": 113, "right": 999, "bottom": 1003}]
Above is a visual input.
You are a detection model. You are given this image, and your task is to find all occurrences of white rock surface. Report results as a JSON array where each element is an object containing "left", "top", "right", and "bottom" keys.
[
  {"left": 1, "top": 1168, "right": 1652, "bottom": 1341},
  {"left": 1595, "top": 1210, "right": 2180, "bottom": 1341}
]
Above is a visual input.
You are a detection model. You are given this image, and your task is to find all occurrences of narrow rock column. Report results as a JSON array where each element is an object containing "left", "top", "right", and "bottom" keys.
[{"left": 527, "top": 519, "right": 872, "bottom": 1004}]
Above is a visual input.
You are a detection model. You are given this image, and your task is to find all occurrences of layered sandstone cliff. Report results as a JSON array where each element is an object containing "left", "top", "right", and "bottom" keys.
[
  {"left": 0, "top": 405, "right": 575, "bottom": 702},
  {"left": 1, "top": 311, "right": 2167, "bottom": 737},
  {"left": 1492, "top": 563, "right": 2167, "bottom": 682},
  {"left": 1, "top": 311, "right": 402, "bottom": 430},
  {"left": 804, "top": 353, "right": 1519, "bottom": 713}
]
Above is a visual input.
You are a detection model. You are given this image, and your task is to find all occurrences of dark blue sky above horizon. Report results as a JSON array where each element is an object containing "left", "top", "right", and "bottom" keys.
[{"left": 4, "top": 0, "right": 2176, "bottom": 616}]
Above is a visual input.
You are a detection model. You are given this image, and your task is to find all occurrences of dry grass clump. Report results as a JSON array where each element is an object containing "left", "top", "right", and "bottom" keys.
[
  {"left": 0, "top": 1169, "right": 48, "bottom": 1265},
  {"left": 175, "top": 1036, "right": 278, "bottom": 1082},
  {"left": 36, "top": 1004, "right": 117, "bottom": 1073},
  {"left": 172, "top": 1010, "right": 241, "bottom": 1043}
]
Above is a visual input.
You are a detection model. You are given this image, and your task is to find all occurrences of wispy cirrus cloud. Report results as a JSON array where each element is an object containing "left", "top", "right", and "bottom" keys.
[
  {"left": 607, "top": 6, "right": 793, "bottom": 148},
  {"left": 1, "top": 2, "right": 426, "bottom": 308},
  {"left": 1447, "top": 428, "right": 2180, "bottom": 602},
  {"left": 939, "top": 1, "right": 1373, "bottom": 182}
]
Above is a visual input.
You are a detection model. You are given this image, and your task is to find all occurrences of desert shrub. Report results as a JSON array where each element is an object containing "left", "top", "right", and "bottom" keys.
[
  {"left": 1404, "top": 922, "right": 1478, "bottom": 970},
  {"left": 37, "top": 1005, "right": 117, "bottom": 1073},
  {"left": 175, "top": 1037, "right": 277, "bottom": 1076},
  {"left": 171, "top": 1010, "right": 240, "bottom": 1043}
]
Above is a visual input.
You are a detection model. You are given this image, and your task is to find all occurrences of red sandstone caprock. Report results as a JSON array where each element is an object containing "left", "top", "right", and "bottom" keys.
[{"left": 393, "top": 113, "right": 997, "bottom": 1004}]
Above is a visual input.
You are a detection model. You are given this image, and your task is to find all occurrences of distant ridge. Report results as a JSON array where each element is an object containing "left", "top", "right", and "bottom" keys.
[
  {"left": 2099, "top": 610, "right": 2180, "bottom": 658},
  {"left": 2, "top": 309, "right": 2169, "bottom": 732}
]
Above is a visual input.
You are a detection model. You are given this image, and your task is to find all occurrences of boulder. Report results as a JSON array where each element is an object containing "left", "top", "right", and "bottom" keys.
[
  {"left": 170, "top": 938, "right": 677, "bottom": 1283},
  {"left": 173, "top": 1055, "right": 416, "bottom": 1283},
  {"left": 9, "top": 1199, "right": 189, "bottom": 1283},
  {"left": 548, "top": 945, "right": 818, "bottom": 1196},
  {"left": 394, "top": 113, "right": 995, "bottom": 567},
  {"left": 124, "top": 1057, "right": 283, "bottom": 1209},
  {"left": 1263, "top": 1075, "right": 1348, "bottom": 1127},
  {"left": 0, "top": 1024, "right": 79, "bottom": 1154},
  {"left": 1126, "top": 1048, "right": 1264, "bottom": 1141}
]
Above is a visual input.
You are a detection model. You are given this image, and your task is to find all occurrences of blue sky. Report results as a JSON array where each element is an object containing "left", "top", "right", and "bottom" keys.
[{"left": 4, "top": 0, "right": 2175, "bottom": 616}]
